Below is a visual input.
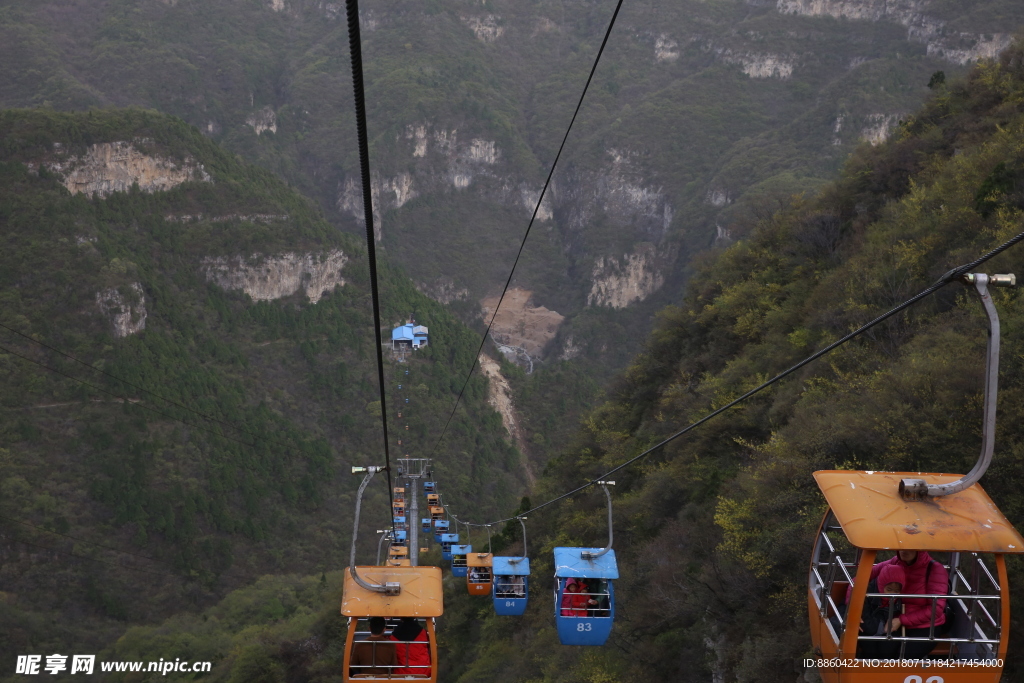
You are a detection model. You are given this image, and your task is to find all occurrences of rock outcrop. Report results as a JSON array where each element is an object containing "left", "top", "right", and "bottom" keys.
[
  {"left": 588, "top": 244, "right": 665, "bottom": 309},
  {"left": 201, "top": 250, "right": 348, "bottom": 304},
  {"left": 42, "top": 141, "right": 210, "bottom": 198},
  {"left": 776, "top": 0, "right": 1012, "bottom": 65},
  {"left": 461, "top": 15, "right": 504, "bottom": 43},
  {"left": 96, "top": 283, "right": 147, "bottom": 338},
  {"left": 246, "top": 106, "right": 278, "bottom": 135},
  {"left": 861, "top": 113, "right": 901, "bottom": 145}
]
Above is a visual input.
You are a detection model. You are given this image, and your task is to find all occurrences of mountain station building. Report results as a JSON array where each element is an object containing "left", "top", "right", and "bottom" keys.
[{"left": 392, "top": 323, "right": 429, "bottom": 350}]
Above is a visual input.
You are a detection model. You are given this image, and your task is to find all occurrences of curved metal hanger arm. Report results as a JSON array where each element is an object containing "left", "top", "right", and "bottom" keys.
[
  {"left": 348, "top": 466, "right": 394, "bottom": 593},
  {"left": 901, "top": 273, "right": 1016, "bottom": 499},
  {"left": 582, "top": 481, "right": 614, "bottom": 560}
]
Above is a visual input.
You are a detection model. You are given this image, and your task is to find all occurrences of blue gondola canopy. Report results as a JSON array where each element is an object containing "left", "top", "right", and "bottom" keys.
[{"left": 553, "top": 548, "right": 618, "bottom": 579}]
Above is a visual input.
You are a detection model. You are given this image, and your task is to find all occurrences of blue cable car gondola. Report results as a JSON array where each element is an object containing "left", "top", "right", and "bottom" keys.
[
  {"left": 393, "top": 515, "right": 406, "bottom": 531},
  {"left": 553, "top": 548, "right": 617, "bottom": 645},
  {"left": 424, "top": 481, "right": 436, "bottom": 493},
  {"left": 493, "top": 557, "right": 529, "bottom": 615},
  {"left": 433, "top": 519, "right": 450, "bottom": 541},
  {"left": 393, "top": 529, "right": 407, "bottom": 546},
  {"left": 553, "top": 482, "right": 618, "bottom": 645},
  {"left": 493, "top": 518, "right": 530, "bottom": 615},
  {"left": 440, "top": 533, "right": 459, "bottom": 562},
  {"left": 421, "top": 518, "right": 432, "bottom": 533},
  {"left": 451, "top": 544, "right": 471, "bottom": 578}
]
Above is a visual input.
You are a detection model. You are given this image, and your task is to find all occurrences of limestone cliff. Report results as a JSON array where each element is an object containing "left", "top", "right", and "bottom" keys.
[
  {"left": 201, "top": 250, "right": 348, "bottom": 304},
  {"left": 245, "top": 106, "right": 278, "bottom": 135},
  {"left": 461, "top": 15, "right": 504, "bottom": 43},
  {"left": 587, "top": 244, "right": 665, "bottom": 309},
  {"left": 96, "top": 283, "right": 147, "bottom": 338},
  {"left": 776, "top": 0, "right": 1012, "bottom": 65},
  {"left": 40, "top": 141, "right": 211, "bottom": 198},
  {"left": 561, "top": 149, "right": 674, "bottom": 243}
]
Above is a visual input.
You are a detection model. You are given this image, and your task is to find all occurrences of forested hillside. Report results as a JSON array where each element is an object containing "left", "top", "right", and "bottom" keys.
[
  {"left": 4, "top": 0, "right": 1024, "bottom": 471},
  {"left": 79, "top": 39, "right": 1024, "bottom": 683},
  {"left": 0, "top": 109, "right": 526, "bottom": 677}
]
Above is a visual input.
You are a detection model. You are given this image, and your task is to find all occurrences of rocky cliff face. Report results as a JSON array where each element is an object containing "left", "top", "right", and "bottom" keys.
[
  {"left": 40, "top": 141, "right": 211, "bottom": 197},
  {"left": 587, "top": 244, "right": 666, "bottom": 309},
  {"left": 201, "top": 250, "right": 348, "bottom": 304},
  {"left": 96, "top": 283, "right": 147, "bottom": 338},
  {"left": 245, "top": 106, "right": 278, "bottom": 135},
  {"left": 776, "top": 0, "right": 1012, "bottom": 65}
]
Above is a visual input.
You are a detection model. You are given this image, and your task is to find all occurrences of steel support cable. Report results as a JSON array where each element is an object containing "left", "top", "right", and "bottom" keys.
[
  {"left": 441, "top": 227, "right": 1024, "bottom": 528},
  {"left": 345, "top": 0, "right": 395, "bottom": 527},
  {"left": 0, "top": 321, "right": 301, "bottom": 453},
  {"left": 427, "top": 0, "right": 627, "bottom": 460}
]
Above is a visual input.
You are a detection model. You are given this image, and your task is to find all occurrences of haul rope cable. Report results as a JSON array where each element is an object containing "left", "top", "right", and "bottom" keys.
[
  {"left": 427, "top": 0, "right": 627, "bottom": 460},
  {"left": 345, "top": 0, "right": 395, "bottom": 524},
  {"left": 436, "top": 228, "right": 1024, "bottom": 528}
]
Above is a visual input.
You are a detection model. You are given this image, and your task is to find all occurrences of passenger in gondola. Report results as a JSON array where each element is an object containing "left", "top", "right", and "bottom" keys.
[
  {"left": 856, "top": 565, "right": 905, "bottom": 659},
  {"left": 349, "top": 616, "right": 398, "bottom": 677},
  {"left": 588, "top": 579, "right": 610, "bottom": 617},
  {"left": 561, "top": 579, "right": 596, "bottom": 616},
  {"left": 851, "top": 550, "right": 949, "bottom": 657},
  {"left": 390, "top": 617, "right": 430, "bottom": 677}
]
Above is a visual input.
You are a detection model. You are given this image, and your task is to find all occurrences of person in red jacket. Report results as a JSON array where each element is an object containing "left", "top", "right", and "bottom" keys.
[
  {"left": 390, "top": 617, "right": 431, "bottom": 677},
  {"left": 869, "top": 550, "right": 948, "bottom": 658},
  {"left": 560, "top": 579, "right": 597, "bottom": 617}
]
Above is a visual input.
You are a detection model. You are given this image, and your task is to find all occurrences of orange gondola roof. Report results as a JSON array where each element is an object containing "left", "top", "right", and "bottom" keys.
[
  {"left": 466, "top": 552, "right": 493, "bottom": 567},
  {"left": 814, "top": 470, "right": 1024, "bottom": 553},
  {"left": 341, "top": 566, "right": 444, "bottom": 617}
]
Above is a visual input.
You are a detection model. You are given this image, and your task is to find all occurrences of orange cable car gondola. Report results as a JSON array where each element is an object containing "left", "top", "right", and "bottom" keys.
[
  {"left": 467, "top": 527, "right": 494, "bottom": 595},
  {"left": 341, "top": 565, "right": 442, "bottom": 682},
  {"left": 807, "top": 273, "right": 1024, "bottom": 682},
  {"left": 343, "top": 466, "right": 443, "bottom": 682}
]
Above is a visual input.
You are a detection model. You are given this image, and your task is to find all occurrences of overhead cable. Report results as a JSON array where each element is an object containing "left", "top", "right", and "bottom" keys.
[
  {"left": 428, "top": 0, "right": 628, "bottom": 459},
  {"left": 344, "top": 0, "right": 395, "bottom": 522}
]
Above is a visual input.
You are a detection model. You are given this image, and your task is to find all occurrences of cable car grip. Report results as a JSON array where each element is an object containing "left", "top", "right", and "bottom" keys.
[
  {"left": 348, "top": 466, "right": 398, "bottom": 594},
  {"left": 900, "top": 273, "right": 1015, "bottom": 500},
  {"left": 581, "top": 482, "right": 615, "bottom": 560}
]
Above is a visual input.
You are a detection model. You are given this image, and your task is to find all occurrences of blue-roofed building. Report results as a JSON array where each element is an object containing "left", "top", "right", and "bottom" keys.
[{"left": 391, "top": 323, "right": 429, "bottom": 350}]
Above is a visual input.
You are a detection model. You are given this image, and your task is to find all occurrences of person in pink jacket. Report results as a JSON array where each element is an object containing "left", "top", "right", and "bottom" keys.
[{"left": 868, "top": 550, "right": 949, "bottom": 657}]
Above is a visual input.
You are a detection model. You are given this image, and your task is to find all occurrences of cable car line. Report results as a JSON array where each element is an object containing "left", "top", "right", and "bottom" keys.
[
  {"left": 435, "top": 227, "right": 1024, "bottom": 529},
  {"left": 0, "top": 321, "right": 301, "bottom": 452},
  {"left": 345, "top": 0, "right": 395, "bottom": 523},
  {"left": 426, "top": 0, "right": 628, "bottom": 461}
]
